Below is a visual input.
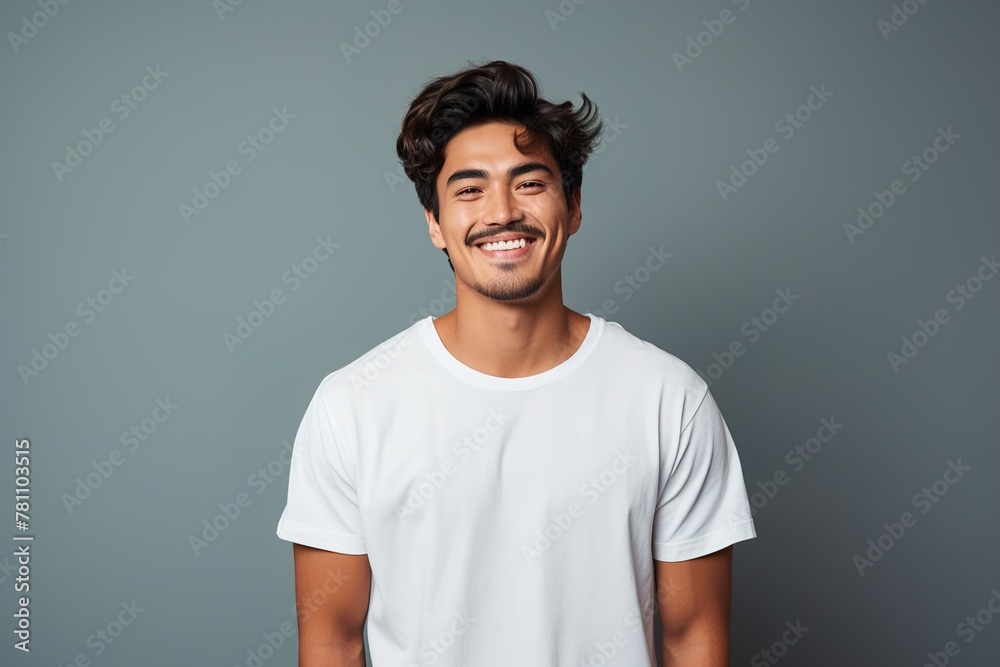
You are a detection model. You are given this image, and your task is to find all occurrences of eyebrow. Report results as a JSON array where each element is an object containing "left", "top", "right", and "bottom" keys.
[{"left": 445, "top": 161, "right": 554, "bottom": 187}]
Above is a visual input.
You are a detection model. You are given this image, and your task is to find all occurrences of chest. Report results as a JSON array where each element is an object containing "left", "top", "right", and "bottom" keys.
[{"left": 353, "top": 393, "right": 663, "bottom": 536}]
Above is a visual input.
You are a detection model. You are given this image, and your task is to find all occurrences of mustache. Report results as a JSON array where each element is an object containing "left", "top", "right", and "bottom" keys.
[{"left": 467, "top": 222, "right": 544, "bottom": 245}]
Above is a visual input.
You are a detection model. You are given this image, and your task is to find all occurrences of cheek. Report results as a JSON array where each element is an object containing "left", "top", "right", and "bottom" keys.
[
  {"left": 436, "top": 208, "right": 475, "bottom": 244},
  {"left": 530, "top": 191, "right": 569, "bottom": 216},
  {"left": 446, "top": 205, "right": 479, "bottom": 226}
]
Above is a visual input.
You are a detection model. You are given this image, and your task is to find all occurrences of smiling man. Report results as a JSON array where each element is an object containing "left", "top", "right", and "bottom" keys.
[{"left": 276, "top": 60, "right": 757, "bottom": 666}]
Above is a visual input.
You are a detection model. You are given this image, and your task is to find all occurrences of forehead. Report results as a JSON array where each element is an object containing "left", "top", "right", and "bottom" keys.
[{"left": 440, "top": 121, "right": 555, "bottom": 169}]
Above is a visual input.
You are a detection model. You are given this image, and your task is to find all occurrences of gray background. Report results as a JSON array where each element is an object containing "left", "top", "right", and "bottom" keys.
[{"left": 1, "top": 0, "right": 998, "bottom": 665}]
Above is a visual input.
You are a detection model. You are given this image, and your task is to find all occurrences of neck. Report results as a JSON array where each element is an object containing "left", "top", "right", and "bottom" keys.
[{"left": 432, "top": 269, "right": 590, "bottom": 378}]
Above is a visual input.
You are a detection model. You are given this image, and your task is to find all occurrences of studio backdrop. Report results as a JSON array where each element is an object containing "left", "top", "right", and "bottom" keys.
[{"left": 1, "top": 0, "right": 997, "bottom": 665}]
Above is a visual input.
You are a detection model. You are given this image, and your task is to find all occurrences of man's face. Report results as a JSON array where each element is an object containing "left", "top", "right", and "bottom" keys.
[{"left": 424, "top": 121, "right": 582, "bottom": 302}]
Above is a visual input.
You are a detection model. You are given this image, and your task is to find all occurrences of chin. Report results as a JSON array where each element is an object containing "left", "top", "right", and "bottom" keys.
[{"left": 471, "top": 274, "right": 547, "bottom": 302}]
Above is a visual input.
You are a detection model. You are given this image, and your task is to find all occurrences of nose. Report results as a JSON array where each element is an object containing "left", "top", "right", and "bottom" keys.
[{"left": 483, "top": 184, "right": 521, "bottom": 226}]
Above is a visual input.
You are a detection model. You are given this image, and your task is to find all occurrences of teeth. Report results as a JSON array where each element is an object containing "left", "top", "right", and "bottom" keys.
[{"left": 481, "top": 238, "right": 528, "bottom": 252}]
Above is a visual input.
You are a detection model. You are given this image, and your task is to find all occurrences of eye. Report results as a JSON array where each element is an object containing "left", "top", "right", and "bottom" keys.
[
  {"left": 518, "top": 181, "right": 544, "bottom": 189},
  {"left": 456, "top": 187, "right": 480, "bottom": 196}
]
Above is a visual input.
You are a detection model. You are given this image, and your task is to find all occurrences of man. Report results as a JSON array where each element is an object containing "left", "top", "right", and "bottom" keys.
[{"left": 276, "top": 60, "right": 757, "bottom": 666}]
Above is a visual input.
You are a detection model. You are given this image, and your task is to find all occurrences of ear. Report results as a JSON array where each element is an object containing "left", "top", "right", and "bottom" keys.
[
  {"left": 567, "top": 187, "right": 582, "bottom": 237},
  {"left": 425, "top": 208, "right": 447, "bottom": 250}
]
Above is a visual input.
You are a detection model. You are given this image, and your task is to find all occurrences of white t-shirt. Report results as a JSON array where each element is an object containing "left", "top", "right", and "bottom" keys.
[{"left": 276, "top": 313, "right": 756, "bottom": 666}]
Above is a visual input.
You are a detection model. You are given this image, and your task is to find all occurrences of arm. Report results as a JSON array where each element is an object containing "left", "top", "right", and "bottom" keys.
[
  {"left": 292, "top": 543, "right": 372, "bottom": 667},
  {"left": 655, "top": 545, "right": 733, "bottom": 667}
]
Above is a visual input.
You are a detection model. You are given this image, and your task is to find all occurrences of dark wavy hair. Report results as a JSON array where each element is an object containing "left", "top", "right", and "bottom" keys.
[{"left": 395, "top": 60, "right": 605, "bottom": 268}]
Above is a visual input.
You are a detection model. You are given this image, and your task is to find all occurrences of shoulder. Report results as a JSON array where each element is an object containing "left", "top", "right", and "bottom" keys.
[
  {"left": 312, "top": 317, "right": 433, "bottom": 404},
  {"left": 594, "top": 315, "right": 709, "bottom": 398}
]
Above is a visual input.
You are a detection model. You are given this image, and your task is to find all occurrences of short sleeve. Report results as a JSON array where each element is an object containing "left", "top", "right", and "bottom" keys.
[
  {"left": 275, "top": 382, "right": 367, "bottom": 554},
  {"left": 652, "top": 386, "right": 756, "bottom": 561}
]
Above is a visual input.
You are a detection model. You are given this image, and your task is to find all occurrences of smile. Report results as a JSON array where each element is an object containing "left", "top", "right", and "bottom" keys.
[{"left": 474, "top": 237, "right": 537, "bottom": 260}]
